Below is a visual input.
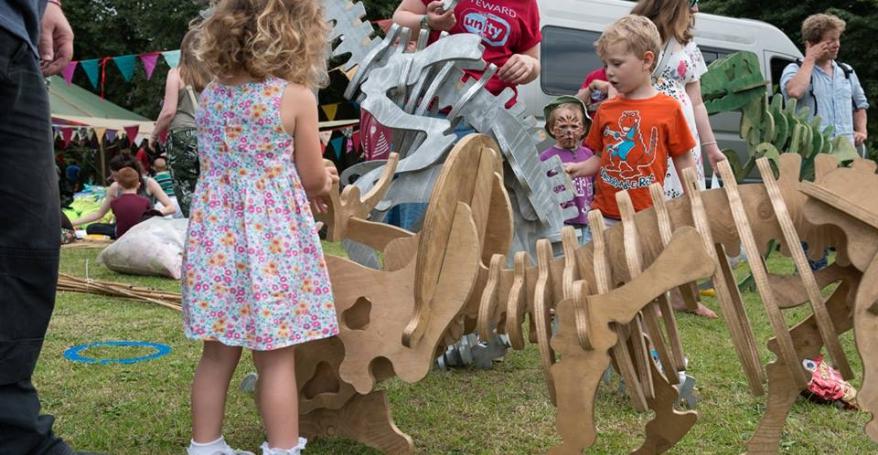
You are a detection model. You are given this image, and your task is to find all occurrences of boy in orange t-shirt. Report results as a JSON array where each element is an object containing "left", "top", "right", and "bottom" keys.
[{"left": 566, "top": 15, "right": 695, "bottom": 219}]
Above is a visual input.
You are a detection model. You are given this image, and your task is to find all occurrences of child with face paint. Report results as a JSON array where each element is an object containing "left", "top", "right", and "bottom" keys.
[{"left": 540, "top": 95, "right": 595, "bottom": 243}]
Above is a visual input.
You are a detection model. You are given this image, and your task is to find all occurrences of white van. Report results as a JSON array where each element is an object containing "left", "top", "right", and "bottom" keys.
[{"left": 520, "top": 0, "right": 803, "bottom": 176}]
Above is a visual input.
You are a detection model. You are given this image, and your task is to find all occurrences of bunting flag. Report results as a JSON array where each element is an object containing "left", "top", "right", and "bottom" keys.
[
  {"left": 112, "top": 54, "right": 137, "bottom": 81},
  {"left": 162, "top": 50, "right": 181, "bottom": 69},
  {"left": 123, "top": 125, "right": 140, "bottom": 143},
  {"left": 94, "top": 127, "right": 107, "bottom": 146},
  {"left": 321, "top": 103, "right": 338, "bottom": 121},
  {"left": 61, "top": 127, "right": 75, "bottom": 148},
  {"left": 330, "top": 137, "right": 344, "bottom": 160},
  {"left": 106, "top": 129, "right": 117, "bottom": 142},
  {"left": 352, "top": 130, "right": 360, "bottom": 154},
  {"left": 79, "top": 59, "right": 100, "bottom": 89},
  {"left": 61, "top": 61, "right": 77, "bottom": 85},
  {"left": 139, "top": 52, "right": 160, "bottom": 80}
]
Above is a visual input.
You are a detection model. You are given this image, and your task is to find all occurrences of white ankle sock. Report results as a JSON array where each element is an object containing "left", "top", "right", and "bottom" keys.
[
  {"left": 260, "top": 437, "right": 307, "bottom": 455},
  {"left": 187, "top": 436, "right": 228, "bottom": 455}
]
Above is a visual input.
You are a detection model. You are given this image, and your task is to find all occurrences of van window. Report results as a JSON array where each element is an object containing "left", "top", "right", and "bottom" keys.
[
  {"left": 540, "top": 26, "right": 602, "bottom": 96},
  {"left": 770, "top": 56, "right": 797, "bottom": 91},
  {"left": 699, "top": 46, "right": 733, "bottom": 66}
]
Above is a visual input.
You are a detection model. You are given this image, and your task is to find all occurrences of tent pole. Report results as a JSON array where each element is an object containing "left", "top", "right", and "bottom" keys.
[{"left": 99, "top": 141, "right": 106, "bottom": 183}]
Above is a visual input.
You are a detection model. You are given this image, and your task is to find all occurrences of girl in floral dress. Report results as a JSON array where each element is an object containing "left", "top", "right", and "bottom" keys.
[{"left": 182, "top": 1, "right": 338, "bottom": 454}]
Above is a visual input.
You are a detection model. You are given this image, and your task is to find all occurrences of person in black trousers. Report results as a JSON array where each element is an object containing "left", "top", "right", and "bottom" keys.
[{"left": 0, "top": 1, "right": 98, "bottom": 454}]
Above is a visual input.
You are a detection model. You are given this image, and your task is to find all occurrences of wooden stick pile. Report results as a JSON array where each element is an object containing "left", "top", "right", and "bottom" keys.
[{"left": 57, "top": 273, "right": 181, "bottom": 312}]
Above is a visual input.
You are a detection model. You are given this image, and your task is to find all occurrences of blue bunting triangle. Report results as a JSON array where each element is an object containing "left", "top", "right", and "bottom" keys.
[
  {"left": 112, "top": 54, "right": 137, "bottom": 81},
  {"left": 162, "top": 50, "right": 181, "bottom": 69},
  {"left": 330, "top": 137, "right": 344, "bottom": 160},
  {"left": 79, "top": 59, "right": 100, "bottom": 89}
]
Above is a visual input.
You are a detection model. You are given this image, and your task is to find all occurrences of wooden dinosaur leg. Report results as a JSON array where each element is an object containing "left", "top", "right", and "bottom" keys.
[
  {"left": 745, "top": 361, "right": 801, "bottom": 455},
  {"left": 632, "top": 344, "right": 698, "bottom": 455},
  {"left": 854, "top": 254, "right": 878, "bottom": 442},
  {"left": 746, "top": 280, "right": 855, "bottom": 454},
  {"left": 549, "top": 338, "right": 613, "bottom": 455},
  {"left": 300, "top": 391, "right": 414, "bottom": 455}
]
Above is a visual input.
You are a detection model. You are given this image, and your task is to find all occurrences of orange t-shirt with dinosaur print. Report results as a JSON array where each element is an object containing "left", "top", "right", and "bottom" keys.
[{"left": 584, "top": 93, "right": 695, "bottom": 219}]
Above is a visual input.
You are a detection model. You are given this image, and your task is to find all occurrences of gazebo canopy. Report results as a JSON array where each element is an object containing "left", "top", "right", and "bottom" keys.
[{"left": 48, "top": 76, "right": 154, "bottom": 140}]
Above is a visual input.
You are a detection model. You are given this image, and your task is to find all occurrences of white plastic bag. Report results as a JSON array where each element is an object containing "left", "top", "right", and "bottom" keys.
[{"left": 97, "top": 218, "right": 188, "bottom": 279}]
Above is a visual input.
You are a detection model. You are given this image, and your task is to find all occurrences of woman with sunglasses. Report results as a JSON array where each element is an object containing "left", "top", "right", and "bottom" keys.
[{"left": 630, "top": 0, "right": 724, "bottom": 318}]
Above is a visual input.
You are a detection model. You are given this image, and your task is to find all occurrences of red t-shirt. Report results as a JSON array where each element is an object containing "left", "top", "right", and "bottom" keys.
[
  {"left": 421, "top": 0, "right": 542, "bottom": 102},
  {"left": 111, "top": 193, "right": 151, "bottom": 238},
  {"left": 580, "top": 67, "right": 607, "bottom": 90},
  {"left": 135, "top": 148, "right": 150, "bottom": 173},
  {"left": 585, "top": 93, "right": 695, "bottom": 219}
]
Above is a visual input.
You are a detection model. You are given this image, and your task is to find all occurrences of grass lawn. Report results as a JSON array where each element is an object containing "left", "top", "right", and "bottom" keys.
[{"left": 34, "top": 245, "right": 875, "bottom": 454}]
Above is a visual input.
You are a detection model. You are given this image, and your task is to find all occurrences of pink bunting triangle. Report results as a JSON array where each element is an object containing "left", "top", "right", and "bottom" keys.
[
  {"left": 61, "top": 127, "right": 75, "bottom": 148},
  {"left": 61, "top": 61, "right": 78, "bottom": 85},
  {"left": 139, "top": 52, "right": 160, "bottom": 80},
  {"left": 124, "top": 125, "right": 140, "bottom": 143}
]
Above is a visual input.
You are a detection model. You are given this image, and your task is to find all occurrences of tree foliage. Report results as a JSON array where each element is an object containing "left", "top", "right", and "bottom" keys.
[
  {"left": 64, "top": 0, "right": 397, "bottom": 119},
  {"left": 65, "top": 0, "right": 873, "bottom": 149}
]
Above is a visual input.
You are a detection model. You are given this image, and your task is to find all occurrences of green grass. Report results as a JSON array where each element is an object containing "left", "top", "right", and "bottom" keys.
[{"left": 35, "top": 247, "right": 876, "bottom": 454}]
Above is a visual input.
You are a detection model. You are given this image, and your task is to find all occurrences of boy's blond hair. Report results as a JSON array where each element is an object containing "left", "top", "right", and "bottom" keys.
[
  {"left": 195, "top": 0, "right": 330, "bottom": 90},
  {"left": 595, "top": 15, "right": 663, "bottom": 71},
  {"left": 801, "top": 13, "right": 846, "bottom": 45},
  {"left": 116, "top": 167, "right": 141, "bottom": 191}
]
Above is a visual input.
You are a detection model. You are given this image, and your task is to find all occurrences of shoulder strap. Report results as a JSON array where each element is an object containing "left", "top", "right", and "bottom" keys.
[
  {"left": 838, "top": 62, "right": 854, "bottom": 80},
  {"left": 651, "top": 39, "right": 675, "bottom": 79},
  {"left": 185, "top": 85, "right": 199, "bottom": 111}
]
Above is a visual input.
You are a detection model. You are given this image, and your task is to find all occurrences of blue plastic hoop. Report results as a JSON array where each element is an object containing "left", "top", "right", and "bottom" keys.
[{"left": 63, "top": 340, "right": 172, "bottom": 365}]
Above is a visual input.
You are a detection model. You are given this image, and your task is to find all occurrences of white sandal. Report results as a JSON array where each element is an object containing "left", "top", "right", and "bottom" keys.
[{"left": 260, "top": 437, "right": 307, "bottom": 455}]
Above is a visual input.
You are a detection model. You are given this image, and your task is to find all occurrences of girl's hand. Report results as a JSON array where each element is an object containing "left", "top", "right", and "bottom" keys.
[
  {"left": 326, "top": 163, "right": 339, "bottom": 185},
  {"left": 311, "top": 197, "right": 330, "bottom": 214},
  {"left": 565, "top": 162, "right": 582, "bottom": 178}
]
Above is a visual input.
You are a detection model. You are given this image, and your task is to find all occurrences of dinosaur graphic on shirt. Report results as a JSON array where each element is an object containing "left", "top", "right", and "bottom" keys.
[{"left": 601, "top": 111, "right": 659, "bottom": 189}]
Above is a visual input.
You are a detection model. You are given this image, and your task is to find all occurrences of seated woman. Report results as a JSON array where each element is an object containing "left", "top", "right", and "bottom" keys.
[{"left": 71, "top": 154, "right": 177, "bottom": 238}]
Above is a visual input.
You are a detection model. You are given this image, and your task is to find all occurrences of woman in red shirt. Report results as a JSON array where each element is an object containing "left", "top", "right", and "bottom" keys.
[{"left": 392, "top": 0, "right": 542, "bottom": 105}]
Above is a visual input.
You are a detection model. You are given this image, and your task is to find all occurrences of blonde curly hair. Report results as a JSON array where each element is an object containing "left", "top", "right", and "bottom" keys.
[{"left": 195, "top": 0, "right": 330, "bottom": 89}]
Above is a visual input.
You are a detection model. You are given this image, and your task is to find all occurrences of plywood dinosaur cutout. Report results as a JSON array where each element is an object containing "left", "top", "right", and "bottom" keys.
[{"left": 299, "top": 132, "right": 878, "bottom": 454}]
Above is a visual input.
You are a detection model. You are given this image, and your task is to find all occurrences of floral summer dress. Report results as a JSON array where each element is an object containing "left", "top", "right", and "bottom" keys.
[
  {"left": 653, "top": 38, "right": 709, "bottom": 199},
  {"left": 182, "top": 77, "right": 338, "bottom": 350}
]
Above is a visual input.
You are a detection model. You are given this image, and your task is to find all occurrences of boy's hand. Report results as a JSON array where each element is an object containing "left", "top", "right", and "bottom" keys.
[{"left": 565, "top": 162, "right": 582, "bottom": 178}]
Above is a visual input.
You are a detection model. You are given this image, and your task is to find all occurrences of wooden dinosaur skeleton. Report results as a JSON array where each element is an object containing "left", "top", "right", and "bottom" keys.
[{"left": 304, "top": 134, "right": 878, "bottom": 454}]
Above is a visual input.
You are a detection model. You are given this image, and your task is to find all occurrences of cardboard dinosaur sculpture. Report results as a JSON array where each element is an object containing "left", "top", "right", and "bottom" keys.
[
  {"left": 298, "top": 2, "right": 878, "bottom": 452},
  {"left": 304, "top": 132, "right": 878, "bottom": 454}
]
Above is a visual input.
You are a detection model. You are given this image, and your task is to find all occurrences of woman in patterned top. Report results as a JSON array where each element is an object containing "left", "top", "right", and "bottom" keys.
[
  {"left": 631, "top": 0, "right": 726, "bottom": 200},
  {"left": 631, "top": 0, "right": 726, "bottom": 319}
]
